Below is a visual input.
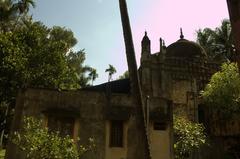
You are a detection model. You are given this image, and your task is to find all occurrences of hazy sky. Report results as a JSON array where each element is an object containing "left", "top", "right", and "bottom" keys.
[{"left": 30, "top": 0, "right": 229, "bottom": 84}]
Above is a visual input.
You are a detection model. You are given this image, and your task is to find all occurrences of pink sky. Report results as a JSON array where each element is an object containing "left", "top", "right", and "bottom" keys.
[
  {"left": 130, "top": 0, "right": 229, "bottom": 62},
  {"left": 32, "top": 0, "right": 230, "bottom": 84}
]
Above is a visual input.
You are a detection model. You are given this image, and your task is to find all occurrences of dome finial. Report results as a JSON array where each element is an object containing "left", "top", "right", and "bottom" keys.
[
  {"left": 145, "top": 30, "right": 147, "bottom": 36},
  {"left": 180, "top": 28, "right": 184, "bottom": 39}
]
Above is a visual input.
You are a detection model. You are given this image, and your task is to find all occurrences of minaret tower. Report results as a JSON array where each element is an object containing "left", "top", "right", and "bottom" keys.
[{"left": 141, "top": 31, "right": 151, "bottom": 62}]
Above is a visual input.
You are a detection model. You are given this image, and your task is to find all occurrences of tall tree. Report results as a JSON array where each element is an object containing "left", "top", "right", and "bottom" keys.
[
  {"left": 0, "top": 20, "right": 93, "bottom": 103},
  {"left": 196, "top": 19, "right": 234, "bottom": 61},
  {"left": 0, "top": 20, "right": 94, "bottom": 147},
  {"left": 88, "top": 68, "right": 98, "bottom": 85},
  {"left": 196, "top": 28, "right": 216, "bottom": 58},
  {"left": 65, "top": 50, "right": 92, "bottom": 88},
  {"left": 201, "top": 62, "right": 240, "bottom": 118},
  {"left": 119, "top": 0, "right": 151, "bottom": 159},
  {"left": 105, "top": 64, "right": 116, "bottom": 82},
  {"left": 118, "top": 70, "right": 129, "bottom": 79},
  {"left": 0, "top": 0, "right": 35, "bottom": 32},
  {"left": 17, "top": 0, "right": 35, "bottom": 14}
]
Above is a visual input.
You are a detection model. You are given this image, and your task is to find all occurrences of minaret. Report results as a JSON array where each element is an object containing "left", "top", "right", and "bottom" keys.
[
  {"left": 226, "top": 0, "right": 240, "bottom": 64},
  {"left": 180, "top": 28, "right": 184, "bottom": 39},
  {"left": 141, "top": 31, "right": 151, "bottom": 62},
  {"left": 160, "top": 38, "right": 163, "bottom": 52},
  {"left": 159, "top": 38, "right": 167, "bottom": 54}
]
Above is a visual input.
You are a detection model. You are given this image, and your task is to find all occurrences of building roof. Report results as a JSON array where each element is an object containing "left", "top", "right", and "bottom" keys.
[
  {"left": 81, "top": 78, "right": 131, "bottom": 94},
  {"left": 166, "top": 38, "right": 207, "bottom": 58}
]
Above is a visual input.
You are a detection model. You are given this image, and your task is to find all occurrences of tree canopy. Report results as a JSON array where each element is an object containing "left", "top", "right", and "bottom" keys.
[
  {"left": 105, "top": 64, "right": 116, "bottom": 82},
  {"left": 0, "top": 1, "right": 97, "bottom": 147},
  {"left": 118, "top": 70, "right": 129, "bottom": 79},
  {"left": 196, "top": 19, "right": 235, "bottom": 61},
  {"left": 174, "top": 116, "right": 207, "bottom": 159},
  {"left": 201, "top": 62, "right": 240, "bottom": 118},
  {"left": 0, "top": 0, "right": 36, "bottom": 32},
  {"left": 88, "top": 68, "right": 98, "bottom": 85},
  {"left": 0, "top": 20, "right": 93, "bottom": 104}
]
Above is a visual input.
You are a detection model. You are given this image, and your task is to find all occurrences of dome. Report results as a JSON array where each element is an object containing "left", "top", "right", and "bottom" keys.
[
  {"left": 166, "top": 28, "right": 207, "bottom": 58},
  {"left": 166, "top": 38, "right": 207, "bottom": 58}
]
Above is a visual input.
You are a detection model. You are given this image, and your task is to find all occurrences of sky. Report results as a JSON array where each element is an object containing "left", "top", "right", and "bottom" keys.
[{"left": 30, "top": 0, "right": 229, "bottom": 85}]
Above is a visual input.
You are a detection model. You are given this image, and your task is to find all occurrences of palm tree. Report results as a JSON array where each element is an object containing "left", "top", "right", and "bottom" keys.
[
  {"left": 0, "top": 0, "right": 16, "bottom": 31},
  {"left": 213, "top": 19, "right": 233, "bottom": 60},
  {"left": 105, "top": 64, "right": 116, "bottom": 82},
  {"left": 196, "top": 19, "right": 234, "bottom": 61},
  {"left": 119, "top": 0, "right": 151, "bottom": 159},
  {"left": 196, "top": 28, "right": 215, "bottom": 58},
  {"left": 0, "top": 0, "right": 35, "bottom": 32},
  {"left": 88, "top": 68, "right": 98, "bottom": 85},
  {"left": 17, "top": 0, "right": 36, "bottom": 14}
]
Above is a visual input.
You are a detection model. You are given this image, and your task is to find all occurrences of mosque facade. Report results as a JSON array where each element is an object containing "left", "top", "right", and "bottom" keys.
[{"left": 6, "top": 31, "right": 240, "bottom": 159}]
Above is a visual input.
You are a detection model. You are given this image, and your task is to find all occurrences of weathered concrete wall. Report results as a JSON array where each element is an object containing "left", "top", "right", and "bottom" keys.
[
  {"left": 149, "top": 122, "right": 172, "bottom": 159},
  {"left": 172, "top": 80, "right": 192, "bottom": 104},
  {"left": 140, "top": 58, "right": 174, "bottom": 159},
  {"left": 172, "top": 79, "right": 198, "bottom": 121},
  {"left": 208, "top": 115, "right": 240, "bottom": 137},
  {"left": 5, "top": 88, "right": 134, "bottom": 159},
  {"left": 105, "top": 120, "right": 128, "bottom": 159}
]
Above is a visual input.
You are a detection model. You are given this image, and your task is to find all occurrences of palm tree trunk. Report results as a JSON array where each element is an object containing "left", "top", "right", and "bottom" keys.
[
  {"left": 227, "top": 0, "right": 240, "bottom": 68},
  {"left": 118, "top": 1, "right": 151, "bottom": 159}
]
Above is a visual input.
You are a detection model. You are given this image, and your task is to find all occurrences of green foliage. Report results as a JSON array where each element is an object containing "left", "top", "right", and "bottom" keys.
[
  {"left": 88, "top": 68, "right": 98, "bottom": 85},
  {"left": 11, "top": 117, "right": 95, "bottom": 159},
  {"left": 0, "top": 18, "right": 95, "bottom": 147},
  {"left": 0, "top": 20, "right": 93, "bottom": 103},
  {"left": 118, "top": 70, "right": 129, "bottom": 79},
  {"left": 105, "top": 64, "right": 116, "bottom": 81},
  {"left": 201, "top": 62, "right": 240, "bottom": 118},
  {"left": 0, "top": 149, "right": 5, "bottom": 159},
  {"left": 0, "top": 0, "right": 36, "bottom": 32},
  {"left": 65, "top": 50, "right": 93, "bottom": 88},
  {"left": 196, "top": 19, "right": 234, "bottom": 61},
  {"left": 174, "top": 116, "right": 207, "bottom": 159}
]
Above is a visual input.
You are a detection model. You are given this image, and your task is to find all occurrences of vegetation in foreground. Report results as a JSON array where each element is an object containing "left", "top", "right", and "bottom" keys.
[
  {"left": 11, "top": 117, "right": 95, "bottom": 159},
  {"left": 174, "top": 116, "right": 207, "bottom": 159},
  {"left": 202, "top": 62, "right": 240, "bottom": 119},
  {"left": 0, "top": 149, "right": 5, "bottom": 159},
  {"left": 0, "top": 0, "right": 98, "bottom": 148}
]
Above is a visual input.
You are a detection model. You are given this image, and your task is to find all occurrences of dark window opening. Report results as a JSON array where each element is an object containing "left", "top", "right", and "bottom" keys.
[
  {"left": 110, "top": 120, "right": 123, "bottom": 147},
  {"left": 48, "top": 116, "right": 75, "bottom": 137},
  {"left": 198, "top": 104, "right": 205, "bottom": 124},
  {"left": 154, "top": 122, "right": 167, "bottom": 130},
  {"left": 198, "top": 109, "right": 205, "bottom": 124}
]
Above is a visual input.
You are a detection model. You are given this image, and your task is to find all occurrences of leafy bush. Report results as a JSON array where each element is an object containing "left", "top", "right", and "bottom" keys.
[
  {"left": 202, "top": 62, "right": 240, "bottom": 118},
  {"left": 11, "top": 117, "right": 95, "bottom": 159},
  {"left": 174, "top": 116, "right": 207, "bottom": 159},
  {"left": 0, "top": 149, "right": 5, "bottom": 159}
]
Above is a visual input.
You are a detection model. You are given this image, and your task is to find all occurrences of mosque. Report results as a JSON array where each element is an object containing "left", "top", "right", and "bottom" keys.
[
  {"left": 8, "top": 29, "right": 238, "bottom": 159},
  {"left": 5, "top": 0, "right": 240, "bottom": 158}
]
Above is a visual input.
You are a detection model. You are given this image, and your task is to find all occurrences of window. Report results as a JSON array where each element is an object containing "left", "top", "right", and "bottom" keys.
[
  {"left": 48, "top": 116, "right": 75, "bottom": 137},
  {"left": 198, "top": 104, "right": 205, "bottom": 123},
  {"left": 153, "top": 122, "right": 167, "bottom": 130},
  {"left": 110, "top": 120, "right": 123, "bottom": 147}
]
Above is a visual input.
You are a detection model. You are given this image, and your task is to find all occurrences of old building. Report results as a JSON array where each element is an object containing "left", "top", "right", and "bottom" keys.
[{"left": 8, "top": 26, "right": 238, "bottom": 159}]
